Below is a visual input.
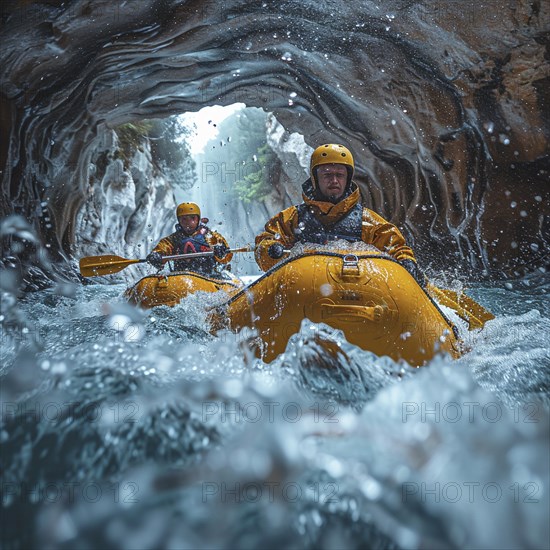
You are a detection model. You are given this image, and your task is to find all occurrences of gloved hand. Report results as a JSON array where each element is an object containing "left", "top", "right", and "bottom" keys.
[
  {"left": 213, "top": 244, "right": 229, "bottom": 259},
  {"left": 401, "top": 259, "right": 426, "bottom": 288},
  {"left": 267, "top": 243, "right": 285, "bottom": 259},
  {"left": 146, "top": 251, "right": 164, "bottom": 269}
]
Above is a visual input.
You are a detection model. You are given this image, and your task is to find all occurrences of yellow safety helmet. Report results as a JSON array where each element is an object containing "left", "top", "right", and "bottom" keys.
[
  {"left": 176, "top": 202, "right": 201, "bottom": 218},
  {"left": 310, "top": 144, "right": 354, "bottom": 187}
]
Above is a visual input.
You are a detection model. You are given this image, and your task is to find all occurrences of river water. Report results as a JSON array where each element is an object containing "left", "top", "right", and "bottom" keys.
[{"left": 1, "top": 265, "right": 549, "bottom": 549}]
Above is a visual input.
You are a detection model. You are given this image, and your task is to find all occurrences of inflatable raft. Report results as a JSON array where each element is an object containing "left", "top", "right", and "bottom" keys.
[
  {"left": 124, "top": 270, "right": 243, "bottom": 309},
  {"left": 209, "top": 250, "right": 462, "bottom": 366}
]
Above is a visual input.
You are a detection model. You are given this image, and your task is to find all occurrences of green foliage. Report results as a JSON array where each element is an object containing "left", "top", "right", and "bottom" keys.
[
  {"left": 114, "top": 118, "right": 196, "bottom": 188},
  {"left": 148, "top": 118, "right": 188, "bottom": 170},
  {"left": 114, "top": 121, "right": 153, "bottom": 165},
  {"left": 197, "top": 108, "right": 278, "bottom": 205},
  {"left": 234, "top": 143, "right": 276, "bottom": 204}
]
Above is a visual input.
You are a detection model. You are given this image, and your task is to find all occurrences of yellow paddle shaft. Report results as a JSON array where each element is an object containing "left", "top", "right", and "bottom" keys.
[{"left": 79, "top": 246, "right": 253, "bottom": 277}]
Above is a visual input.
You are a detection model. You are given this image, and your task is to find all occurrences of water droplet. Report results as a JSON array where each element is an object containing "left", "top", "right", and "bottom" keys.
[
  {"left": 52, "top": 362, "right": 67, "bottom": 374},
  {"left": 320, "top": 284, "right": 333, "bottom": 296}
]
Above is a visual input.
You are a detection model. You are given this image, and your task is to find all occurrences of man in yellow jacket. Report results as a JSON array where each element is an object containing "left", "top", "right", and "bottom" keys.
[
  {"left": 146, "top": 202, "right": 232, "bottom": 274},
  {"left": 255, "top": 144, "right": 423, "bottom": 284}
]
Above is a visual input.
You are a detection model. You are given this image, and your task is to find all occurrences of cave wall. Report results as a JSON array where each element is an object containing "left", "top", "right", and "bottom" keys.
[
  {"left": 73, "top": 126, "right": 176, "bottom": 265},
  {"left": 0, "top": 0, "right": 548, "bottom": 279},
  {"left": 266, "top": 112, "right": 312, "bottom": 209}
]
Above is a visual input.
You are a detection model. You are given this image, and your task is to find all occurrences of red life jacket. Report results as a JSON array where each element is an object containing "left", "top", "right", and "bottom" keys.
[{"left": 168, "top": 224, "right": 216, "bottom": 273}]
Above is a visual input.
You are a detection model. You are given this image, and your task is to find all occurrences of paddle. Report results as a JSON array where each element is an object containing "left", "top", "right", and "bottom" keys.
[
  {"left": 426, "top": 282, "right": 495, "bottom": 330},
  {"left": 80, "top": 246, "right": 494, "bottom": 329},
  {"left": 79, "top": 246, "right": 252, "bottom": 277}
]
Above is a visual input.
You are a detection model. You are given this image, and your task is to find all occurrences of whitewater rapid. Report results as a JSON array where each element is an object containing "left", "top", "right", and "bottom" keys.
[{"left": 1, "top": 269, "right": 548, "bottom": 549}]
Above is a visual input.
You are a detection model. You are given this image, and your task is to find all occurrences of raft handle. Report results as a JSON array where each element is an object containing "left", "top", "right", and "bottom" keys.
[
  {"left": 342, "top": 254, "right": 360, "bottom": 276},
  {"left": 321, "top": 304, "right": 384, "bottom": 322}
]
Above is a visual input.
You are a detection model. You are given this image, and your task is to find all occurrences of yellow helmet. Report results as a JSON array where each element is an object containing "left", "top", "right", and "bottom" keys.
[
  {"left": 310, "top": 144, "right": 354, "bottom": 187},
  {"left": 176, "top": 202, "right": 201, "bottom": 218}
]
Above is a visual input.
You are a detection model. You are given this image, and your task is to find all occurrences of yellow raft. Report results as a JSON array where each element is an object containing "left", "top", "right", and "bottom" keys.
[
  {"left": 124, "top": 270, "right": 243, "bottom": 309},
  {"left": 210, "top": 250, "right": 461, "bottom": 366}
]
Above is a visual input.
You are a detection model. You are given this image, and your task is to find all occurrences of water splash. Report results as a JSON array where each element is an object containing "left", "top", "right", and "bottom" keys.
[{"left": 1, "top": 273, "right": 548, "bottom": 548}]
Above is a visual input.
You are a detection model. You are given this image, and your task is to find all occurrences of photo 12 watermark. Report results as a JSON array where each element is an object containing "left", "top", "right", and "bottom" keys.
[
  {"left": 202, "top": 481, "right": 339, "bottom": 504},
  {"left": 402, "top": 401, "right": 540, "bottom": 424},
  {"left": 0, "top": 1, "right": 129, "bottom": 29},
  {"left": 417, "top": 0, "right": 516, "bottom": 26},
  {"left": 202, "top": 400, "right": 340, "bottom": 424},
  {"left": 199, "top": 83, "right": 290, "bottom": 107},
  {"left": 402, "top": 481, "right": 540, "bottom": 504},
  {"left": 2, "top": 481, "right": 140, "bottom": 506},
  {"left": 199, "top": 160, "right": 305, "bottom": 186},
  {"left": 2, "top": 399, "right": 141, "bottom": 425}
]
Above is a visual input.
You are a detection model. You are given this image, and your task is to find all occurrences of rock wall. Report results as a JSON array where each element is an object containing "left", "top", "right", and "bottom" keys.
[
  {"left": 0, "top": 0, "right": 548, "bottom": 280},
  {"left": 74, "top": 127, "right": 176, "bottom": 262},
  {"left": 266, "top": 113, "right": 312, "bottom": 208}
]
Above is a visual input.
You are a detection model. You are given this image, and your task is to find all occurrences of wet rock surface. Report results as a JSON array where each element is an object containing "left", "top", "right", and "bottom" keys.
[{"left": 0, "top": 0, "right": 548, "bottom": 278}]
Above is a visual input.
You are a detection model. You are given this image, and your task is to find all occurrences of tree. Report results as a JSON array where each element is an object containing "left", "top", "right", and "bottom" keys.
[
  {"left": 114, "top": 117, "right": 197, "bottom": 189},
  {"left": 198, "top": 108, "right": 277, "bottom": 203},
  {"left": 233, "top": 143, "right": 277, "bottom": 204},
  {"left": 148, "top": 118, "right": 196, "bottom": 190}
]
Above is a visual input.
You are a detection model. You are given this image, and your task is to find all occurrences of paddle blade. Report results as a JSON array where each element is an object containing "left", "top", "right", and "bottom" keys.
[
  {"left": 443, "top": 288, "right": 495, "bottom": 328},
  {"left": 79, "top": 255, "right": 141, "bottom": 277},
  {"left": 427, "top": 284, "right": 494, "bottom": 330}
]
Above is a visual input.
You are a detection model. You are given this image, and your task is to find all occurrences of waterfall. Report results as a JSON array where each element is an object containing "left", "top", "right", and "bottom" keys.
[{"left": 176, "top": 106, "right": 310, "bottom": 276}]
